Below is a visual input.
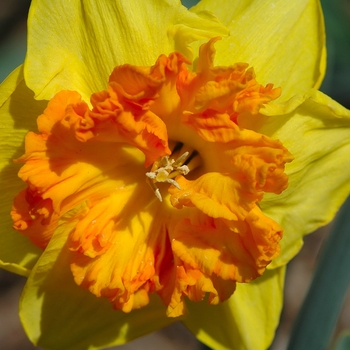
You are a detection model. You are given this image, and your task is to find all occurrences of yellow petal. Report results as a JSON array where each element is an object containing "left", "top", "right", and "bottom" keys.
[
  {"left": 193, "top": 0, "right": 326, "bottom": 99},
  {"left": 25, "top": 0, "right": 228, "bottom": 101},
  {"left": 0, "top": 66, "right": 46, "bottom": 276},
  {"left": 184, "top": 266, "right": 285, "bottom": 350},
  {"left": 244, "top": 89, "right": 350, "bottom": 268},
  {"left": 20, "top": 205, "right": 175, "bottom": 350},
  {"left": 191, "top": 0, "right": 255, "bottom": 26}
]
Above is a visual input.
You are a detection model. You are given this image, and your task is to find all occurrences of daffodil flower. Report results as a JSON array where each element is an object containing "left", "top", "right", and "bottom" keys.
[{"left": 1, "top": 1, "right": 350, "bottom": 350}]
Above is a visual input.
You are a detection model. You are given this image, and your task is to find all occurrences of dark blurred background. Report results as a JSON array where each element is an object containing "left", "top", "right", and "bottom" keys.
[{"left": 0, "top": 0, "right": 349, "bottom": 349}]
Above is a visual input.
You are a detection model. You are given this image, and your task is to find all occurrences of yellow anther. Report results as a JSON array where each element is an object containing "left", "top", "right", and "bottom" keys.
[{"left": 146, "top": 152, "right": 190, "bottom": 201}]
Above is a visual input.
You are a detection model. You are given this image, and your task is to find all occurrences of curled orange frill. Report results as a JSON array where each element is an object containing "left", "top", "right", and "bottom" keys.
[{"left": 12, "top": 38, "right": 292, "bottom": 317}]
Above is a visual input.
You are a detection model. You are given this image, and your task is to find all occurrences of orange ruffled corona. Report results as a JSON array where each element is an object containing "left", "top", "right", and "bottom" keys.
[{"left": 12, "top": 38, "right": 293, "bottom": 317}]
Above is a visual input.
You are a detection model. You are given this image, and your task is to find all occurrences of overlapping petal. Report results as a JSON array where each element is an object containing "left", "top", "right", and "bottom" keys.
[
  {"left": 255, "top": 90, "right": 350, "bottom": 267},
  {"left": 0, "top": 66, "right": 46, "bottom": 276},
  {"left": 170, "top": 213, "right": 280, "bottom": 282},
  {"left": 10, "top": 86, "right": 177, "bottom": 319},
  {"left": 20, "top": 206, "right": 284, "bottom": 350},
  {"left": 168, "top": 174, "right": 283, "bottom": 281},
  {"left": 184, "top": 266, "right": 285, "bottom": 350},
  {"left": 89, "top": 52, "right": 193, "bottom": 166},
  {"left": 25, "top": 0, "right": 228, "bottom": 101},
  {"left": 192, "top": 0, "right": 326, "bottom": 99},
  {"left": 10, "top": 90, "right": 146, "bottom": 247},
  {"left": 69, "top": 192, "right": 168, "bottom": 313},
  {"left": 20, "top": 206, "right": 175, "bottom": 350}
]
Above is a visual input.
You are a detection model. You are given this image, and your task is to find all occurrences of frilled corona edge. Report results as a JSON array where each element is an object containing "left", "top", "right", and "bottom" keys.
[{"left": 11, "top": 38, "right": 292, "bottom": 317}]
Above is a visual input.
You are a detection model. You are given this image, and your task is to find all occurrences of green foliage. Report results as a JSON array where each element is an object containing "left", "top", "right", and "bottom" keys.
[
  {"left": 333, "top": 332, "right": 350, "bottom": 350},
  {"left": 288, "top": 197, "right": 350, "bottom": 350},
  {"left": 182, "top": 0, "right": 200, "bottom": 8}
]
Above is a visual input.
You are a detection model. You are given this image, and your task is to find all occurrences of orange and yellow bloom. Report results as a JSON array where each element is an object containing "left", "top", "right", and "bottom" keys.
[
  {"left": 1, "top": 0, "right": 350, "bottom": 350},
  {"left": 11, "top": 37, "right": 292, "bottom": 317}
]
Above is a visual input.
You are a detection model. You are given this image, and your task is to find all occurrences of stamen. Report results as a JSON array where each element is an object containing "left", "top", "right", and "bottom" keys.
[
  {"left": 173, "top": 152, "right": 189, "bottom": 167},
  {"left": 146, "top": 152, "right": 190, "bottom": 201}
]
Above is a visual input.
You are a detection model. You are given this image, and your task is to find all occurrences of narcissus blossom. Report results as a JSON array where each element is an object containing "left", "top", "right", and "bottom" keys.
[
  {"left": 1, "top": 0, "right": 350, "bottom": 350},
  {"left": 11, "top": 37, "right": 293, "bottom": 318}
]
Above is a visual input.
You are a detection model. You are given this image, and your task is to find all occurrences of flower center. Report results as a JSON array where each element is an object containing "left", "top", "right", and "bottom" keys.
[{"left": 146, "top": 151, "right": 190, "bottom": 202}]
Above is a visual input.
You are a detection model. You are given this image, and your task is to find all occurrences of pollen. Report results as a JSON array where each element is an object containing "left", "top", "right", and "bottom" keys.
[{"left": 146, "top": 152, "right": 190, "bottom": 202}]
